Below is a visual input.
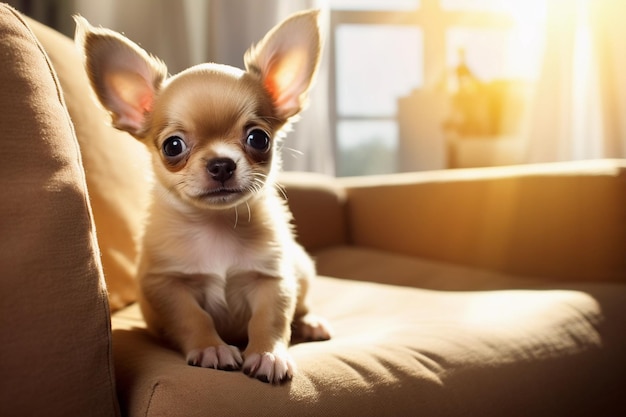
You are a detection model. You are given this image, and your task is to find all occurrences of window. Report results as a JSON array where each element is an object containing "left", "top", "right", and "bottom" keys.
[
  {"left": 329, "top": 0, "right": 546, "bottom": 175},
  {"left": 334, "top": 24, "right": 422, "bottom": 176}
]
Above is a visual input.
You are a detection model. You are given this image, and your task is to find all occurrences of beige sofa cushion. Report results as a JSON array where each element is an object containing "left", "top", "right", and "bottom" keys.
[
  {"left": 112, "top": 272, "right": 626, "bottom": 416},
  {"left": 27, "top": 16, "right": 153, "bottom": 312},
  {"left": 0, "top": 5, "right": 118, "bottom": 416}
]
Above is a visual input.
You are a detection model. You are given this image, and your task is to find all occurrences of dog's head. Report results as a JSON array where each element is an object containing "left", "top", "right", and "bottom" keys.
[{"left": 75, "top": 10, "right": 321, "bottom": 210}]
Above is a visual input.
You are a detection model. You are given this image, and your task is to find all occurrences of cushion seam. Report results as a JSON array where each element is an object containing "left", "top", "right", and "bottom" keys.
[{"left": 145, "top": 382, "right": 160, "bottom": 417}]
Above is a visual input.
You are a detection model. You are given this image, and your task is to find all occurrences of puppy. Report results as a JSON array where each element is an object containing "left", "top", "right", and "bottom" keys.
[{"left": 75, "top": 9, "right": 331, "bottom": 384}]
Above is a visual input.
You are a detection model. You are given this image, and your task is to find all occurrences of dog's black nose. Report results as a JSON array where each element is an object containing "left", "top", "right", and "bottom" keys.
[{"left": 207, "top": 158, "right": 236, "bottom": 183}]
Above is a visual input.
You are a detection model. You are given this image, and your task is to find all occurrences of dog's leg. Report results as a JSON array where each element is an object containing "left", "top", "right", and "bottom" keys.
[
  {"left": 140, "top": 274, "right": 243, "bottom": 371},
  {"left": 292, "top": 283, "right": 333, "bottom": 343},
  {"left": 291, "top": 246, "right": 333, "bottom": 343},
  {"left": 242, "top": 275, "right": 297, "bottom": 384}
]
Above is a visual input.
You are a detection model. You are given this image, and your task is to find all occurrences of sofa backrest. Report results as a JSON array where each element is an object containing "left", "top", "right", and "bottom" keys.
[{"left": 29, "top": 16, "right": 152, "bottom": 312}]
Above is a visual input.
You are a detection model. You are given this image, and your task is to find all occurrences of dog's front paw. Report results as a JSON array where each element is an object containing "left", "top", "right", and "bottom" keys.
[
  {"left": 186, "top": 345, "right": 243, "bottom": 371},
  {"left": 292, "top": 313, "right": 333, "bottom": 342},
  {"left": 242, "top": 349, "right": 296, "bottom": 384}
]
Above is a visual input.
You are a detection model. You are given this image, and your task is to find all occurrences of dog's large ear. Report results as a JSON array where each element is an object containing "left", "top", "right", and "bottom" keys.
[
  {"left": 74, "top": 16, "right": 167, "bottom": 137},
  {"left": 244, "top": 10, "right": 322, "bottom": 120}
]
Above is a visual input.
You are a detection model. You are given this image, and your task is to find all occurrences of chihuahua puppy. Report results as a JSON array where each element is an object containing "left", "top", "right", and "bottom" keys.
[{"left": 75, "top": 10, "right": 331, "bottom": 384}]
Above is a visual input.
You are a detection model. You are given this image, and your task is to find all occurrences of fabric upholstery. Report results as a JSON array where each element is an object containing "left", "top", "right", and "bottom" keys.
[
  {"left": 340, "top": 160, "right": 626, "bottom": 283},
  {"left": 278, "top": 171, "right": 348, "bottom": 251},
  {"left": 0, "top": 4, "right": 119, "bottom": 416},
  {"left": 27, "top": 16, "right": 153, "bottom": 312},
  {"left": 112, "top": 275, "right": 626, "bottom": 417},
  {"left": 313, "top": 246, "right": 537, "bottom": 290}
]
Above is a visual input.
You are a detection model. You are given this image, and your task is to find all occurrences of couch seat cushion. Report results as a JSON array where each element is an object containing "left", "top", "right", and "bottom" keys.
[{"left": 111, "top": 273, "right": 626, "bottom": 416}]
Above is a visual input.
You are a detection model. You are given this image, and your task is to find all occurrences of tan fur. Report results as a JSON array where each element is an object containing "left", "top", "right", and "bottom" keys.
[{"left": 76, "top": 10, "right": 331, "bottom": 384}]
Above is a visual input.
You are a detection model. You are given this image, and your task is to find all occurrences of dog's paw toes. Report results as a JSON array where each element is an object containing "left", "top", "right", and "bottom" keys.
[
  {"left": 242, "top": 350, "right": 295, "bottom": 384},
  {"left": 186, "top": 345, "right": 243, "bottom": 371},
  {"left": 293, "top": 314, "right": 333, "bottom": 342}
]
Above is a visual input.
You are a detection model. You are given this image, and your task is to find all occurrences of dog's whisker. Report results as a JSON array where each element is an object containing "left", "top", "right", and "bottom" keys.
[
  {"left": 275, "top": 183, "right": 288, "bottom": 201},
  {"left": 281, "top": 146, "right": 304, "bottom": 159},
  {"left": 245, "top": 201, "right": 251, "bottom": 222}
]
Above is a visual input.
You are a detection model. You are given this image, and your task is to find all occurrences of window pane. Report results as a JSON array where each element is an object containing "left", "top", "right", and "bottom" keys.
[
  {"left": 336, "top": 120, "right": 397, "bottom": 176},
  {"left": 336, "top": 25, "right": 423, "bottom": 117},
  {"left": 329, "top": 0, "right": 419, "bottom": 11}
]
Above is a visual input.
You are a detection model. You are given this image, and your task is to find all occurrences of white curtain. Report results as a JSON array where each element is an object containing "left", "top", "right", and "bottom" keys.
[
  {"left": 73, "top": 0, "right": 334, "bottom": 175},
  {"left": 524, "top": 0, "right": 626, "bottom": 162}
]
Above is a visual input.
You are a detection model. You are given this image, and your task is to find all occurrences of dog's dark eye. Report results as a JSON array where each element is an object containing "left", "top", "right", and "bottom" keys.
[
  {"left": 246, "top": 129, "right": 270, "bottom": 152},
  {"left": 162, "top": 136, "right": 187, "bottom": 157}
]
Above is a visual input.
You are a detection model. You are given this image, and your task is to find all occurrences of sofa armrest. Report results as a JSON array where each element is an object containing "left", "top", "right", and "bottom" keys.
[
  {"left": 279, "top": 172, "right": 348, "bottom": 252},
  {"left": 339, "top": 160, "right": 626, "bottom": 283}
]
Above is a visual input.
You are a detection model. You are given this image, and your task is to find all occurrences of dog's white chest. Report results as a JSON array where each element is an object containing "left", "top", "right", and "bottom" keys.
[
  {"left": 171, "top": 221, "right": 258, "bottom": 277},
  {"left": 143, "top": 195, "right": 288, "bottom": 288}
]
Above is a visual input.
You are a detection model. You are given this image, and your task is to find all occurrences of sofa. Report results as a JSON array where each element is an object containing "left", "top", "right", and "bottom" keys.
[{"left": 1, "top": 4, "right": 625, "bottom": 416}]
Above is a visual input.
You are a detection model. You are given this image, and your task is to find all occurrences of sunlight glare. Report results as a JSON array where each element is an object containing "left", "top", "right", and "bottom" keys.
[
  {"left": 503, "top": 0, "right": 548, "bottom": 81},
  {"left": 445, "top": 0, "right": 547, "bottom": 80}
]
